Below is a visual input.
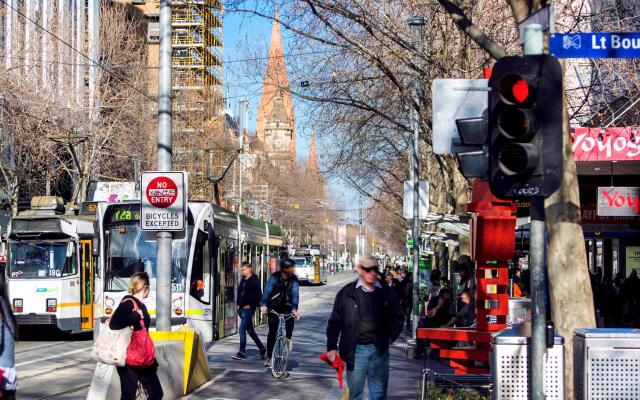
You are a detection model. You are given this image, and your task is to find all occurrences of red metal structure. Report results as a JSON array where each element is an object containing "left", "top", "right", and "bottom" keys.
[{"left": 417, "top": 179, "right": 516, "bottom": 374}]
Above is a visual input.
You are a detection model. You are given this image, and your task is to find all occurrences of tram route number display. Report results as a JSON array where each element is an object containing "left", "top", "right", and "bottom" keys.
[{"left": 140, "top": 171, "right": 188, "bottom": 232}]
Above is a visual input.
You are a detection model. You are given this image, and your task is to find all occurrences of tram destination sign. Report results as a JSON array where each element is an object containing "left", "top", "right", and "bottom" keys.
[{"left": 140, "top": 171, "right": 187, "bottom": 232}]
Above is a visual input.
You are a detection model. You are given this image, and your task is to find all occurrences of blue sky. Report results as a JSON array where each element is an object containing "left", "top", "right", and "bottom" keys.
[
  {"left": 223, "top": 7, "right": 314, "bottom": 161},
  {"left": 223, "top": 6, "right": 364, "bottom": 209}
]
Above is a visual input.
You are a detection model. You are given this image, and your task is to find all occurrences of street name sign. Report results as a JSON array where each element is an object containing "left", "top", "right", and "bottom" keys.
[
  {"left": 141, "top": 171, "right": 187, "bottom": 231},
  {"left": 432, "top": 79, "right": 488, "bottom": 154},
  {"left": 550, "top": 32, "right": 640, "bottom": 58},
  {"left": 403, "top": 180, "right": 429, "bottom": 220}
]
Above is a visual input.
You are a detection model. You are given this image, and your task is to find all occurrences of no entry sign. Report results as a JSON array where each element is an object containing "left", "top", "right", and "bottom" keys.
[{"left": 141, "top": 172, "right": 187, "bottom": 231}]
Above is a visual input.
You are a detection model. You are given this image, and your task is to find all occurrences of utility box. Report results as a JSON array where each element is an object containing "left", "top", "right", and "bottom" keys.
[
  {"left": 491, "top": 327, "right": 564, "bottom": 399},
  {"left": 574, "top": 328, "right": 640, "bottom": 400}
]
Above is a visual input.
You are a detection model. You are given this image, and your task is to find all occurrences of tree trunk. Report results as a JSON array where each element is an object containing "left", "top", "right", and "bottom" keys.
[{"left": 544, "top": 63, "right": 596, "bottom": 399}]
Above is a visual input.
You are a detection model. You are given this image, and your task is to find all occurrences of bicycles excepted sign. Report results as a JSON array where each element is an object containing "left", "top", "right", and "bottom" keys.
[
  {"left": 597, "top": 187, "right": 640, "bottom": 217},
  {"left": 141, "top": 171, "right": 187, "bottom": 231}
]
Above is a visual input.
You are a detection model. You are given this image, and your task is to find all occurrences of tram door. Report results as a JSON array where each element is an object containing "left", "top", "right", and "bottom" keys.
[{"left": 80, "top": 239, "right": 94, "bottom": 330}]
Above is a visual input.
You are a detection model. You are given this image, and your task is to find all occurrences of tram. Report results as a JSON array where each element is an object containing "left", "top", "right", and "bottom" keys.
[
  {"left": 6, "top": 197, "right": 96, "bottom": 333},
  {"left": 292, "top": 245, "right": 328, "bottom": 285},
  {"left": 94, "top": 201, "right": 283, "bottom": 342}
]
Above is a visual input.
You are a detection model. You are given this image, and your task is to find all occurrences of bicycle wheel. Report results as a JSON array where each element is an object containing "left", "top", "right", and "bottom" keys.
[{"left": 271, "top": 336, "right": 288, "bottom": 378}]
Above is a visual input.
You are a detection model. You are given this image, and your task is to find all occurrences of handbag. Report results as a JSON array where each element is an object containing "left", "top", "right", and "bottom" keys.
[
  {"left": 125, "top": 301, "right": 156, "bottom": 368},
  {"left": 90, "top": 303, "right": 133, "bottom": 366}
]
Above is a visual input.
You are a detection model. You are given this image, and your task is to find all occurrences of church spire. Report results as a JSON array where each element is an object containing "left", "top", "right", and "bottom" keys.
[
  {"left": 256, "top": 7, "right": 296, "bottom": 161},
  {"left": 308, "top": 131, "right": 319, "bottom": 175}
]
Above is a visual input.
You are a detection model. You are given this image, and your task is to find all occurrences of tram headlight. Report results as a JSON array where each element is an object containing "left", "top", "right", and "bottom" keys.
[
  {"left": 104, "top": 297, "right": 115, "bottom": 308},
  {"left": 13, "top": 299, "right": 23, "bottom": 313},
  {"left": 46, "top": 298, "right": 57, "bottom": 313}
]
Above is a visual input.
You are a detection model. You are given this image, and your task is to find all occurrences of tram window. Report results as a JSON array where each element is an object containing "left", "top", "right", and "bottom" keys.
[{"left": 190, "top": 230, "right": 211, "bottom": 304}]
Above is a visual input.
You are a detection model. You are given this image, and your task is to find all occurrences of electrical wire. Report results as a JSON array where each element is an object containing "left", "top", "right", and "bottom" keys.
[{"left": 0, "top": 0, "right": 231, "bottom": 151}]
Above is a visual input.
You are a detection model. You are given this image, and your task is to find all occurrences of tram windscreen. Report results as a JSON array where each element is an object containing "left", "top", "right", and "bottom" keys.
[
  {"left": 103, "top": 205, "right": 188, "bottom": 293},
  {"left": 8, "top": 241, "right": 76, "bottom": 279}
]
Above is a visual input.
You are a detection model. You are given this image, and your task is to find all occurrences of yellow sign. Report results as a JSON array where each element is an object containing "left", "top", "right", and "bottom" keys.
[{"left": 294, "top": 204, "right": 300, "bottom": 209}]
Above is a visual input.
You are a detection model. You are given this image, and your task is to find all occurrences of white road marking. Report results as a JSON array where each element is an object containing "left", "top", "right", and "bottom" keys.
[
  {"left": 218, "top": 367, "right": 336, "bottom": 378},
  {"left": 15, "top": 346, "right": 92, "bottom": 367}
]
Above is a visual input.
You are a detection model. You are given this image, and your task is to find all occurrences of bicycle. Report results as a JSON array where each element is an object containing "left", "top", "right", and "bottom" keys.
[{"left": 269, "top": 310, "right": 296, "bottom": 379}]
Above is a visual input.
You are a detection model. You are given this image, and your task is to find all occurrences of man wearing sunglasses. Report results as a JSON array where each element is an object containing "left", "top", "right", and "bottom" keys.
[{"left": 325, "top": 255, "right": 404, "bottom": 400}]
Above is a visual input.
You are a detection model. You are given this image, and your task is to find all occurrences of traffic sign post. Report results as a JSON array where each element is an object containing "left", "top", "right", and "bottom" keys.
[{"left": 141, "top": 172, "right": 187, "bottom": 232}]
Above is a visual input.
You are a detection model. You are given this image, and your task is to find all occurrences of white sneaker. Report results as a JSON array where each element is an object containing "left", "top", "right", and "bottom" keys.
[
  {"left": 287, "top": 338, "right": 294, "bottom": 352},
  {"left": 264, "top": 358, "right": 272, "bottom": 368}
]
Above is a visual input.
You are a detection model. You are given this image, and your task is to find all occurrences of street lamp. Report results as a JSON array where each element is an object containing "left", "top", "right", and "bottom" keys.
[{"left": 407, "top": 15, "right": 426, "bottom": 339}]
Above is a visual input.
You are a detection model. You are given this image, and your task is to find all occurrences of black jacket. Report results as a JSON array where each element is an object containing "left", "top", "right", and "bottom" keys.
[
  {"left": 326, "top": 280, "right": 404, "bottom": 371},
  {"left": 237, "top": 274, "right": 262, "bottom": 308},
  {"left": 109, "top": 295, "right": 150, "bottom": 331}
]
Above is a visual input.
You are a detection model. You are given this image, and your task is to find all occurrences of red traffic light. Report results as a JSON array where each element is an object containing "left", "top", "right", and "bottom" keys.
[
  {"left": 512, "top": 79, "right": 529, "bottom": 104},
  {"left": 498, "top": 74, "right": 531, "bottom": 105}
]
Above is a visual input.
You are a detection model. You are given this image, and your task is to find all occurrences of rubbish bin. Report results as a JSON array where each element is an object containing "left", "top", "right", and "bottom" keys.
[
  {"left": 491, "top": 327, "right": 564, "bottom": 399},
  {"left": 574, "top": 328, "right": 640, "bottom": 400}
]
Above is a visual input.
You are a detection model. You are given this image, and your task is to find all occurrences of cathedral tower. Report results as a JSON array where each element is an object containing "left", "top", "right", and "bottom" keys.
[{"left": 256, "top": 8, "right": 296, "bottom": 166}]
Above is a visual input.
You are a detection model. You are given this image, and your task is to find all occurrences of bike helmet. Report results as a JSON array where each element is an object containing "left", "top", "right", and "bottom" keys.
[{"left": 280, "top": 257, "right": 296, "bottom": 269}]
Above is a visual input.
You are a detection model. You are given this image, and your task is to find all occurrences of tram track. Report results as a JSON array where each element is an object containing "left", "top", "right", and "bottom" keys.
[
  {"left": 36, "top": 383, "right": 91, "bottom": 399},
  {"left": 15, "top": 341, "right": 67, "bottom": 355}
]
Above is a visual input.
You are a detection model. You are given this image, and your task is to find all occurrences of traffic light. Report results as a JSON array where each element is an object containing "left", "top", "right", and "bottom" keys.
[{"left": 488, "top": 55, "right": 563, "bottom": 198}]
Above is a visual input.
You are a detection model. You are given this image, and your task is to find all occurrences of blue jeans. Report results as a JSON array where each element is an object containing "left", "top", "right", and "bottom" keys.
[
  {"left": 346, "top": 344, "right": 390, "bottom": 400},
  {"left": 238, "top": 307, "right": 264, "bottom": 354}
]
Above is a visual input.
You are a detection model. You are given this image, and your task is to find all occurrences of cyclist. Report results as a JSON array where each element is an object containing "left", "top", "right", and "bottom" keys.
[{"left": 260, "top": 257, "right": 300, "bottom": 367}]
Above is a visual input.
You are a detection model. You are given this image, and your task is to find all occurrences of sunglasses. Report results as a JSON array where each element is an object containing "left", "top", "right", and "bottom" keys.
[{"left": 361, "top": 266, "right": 379, "bottom": 274}]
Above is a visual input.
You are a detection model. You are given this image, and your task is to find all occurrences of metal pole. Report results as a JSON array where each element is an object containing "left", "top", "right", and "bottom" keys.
[
  {"left": 155, "top": 0, "right": 173, "bottom": 332},
  {"left": 408, "top": 16, "right": 426, "bottom": 338},
  {"left": 524, "top": 24, "right": 546, "bottom": 400}
]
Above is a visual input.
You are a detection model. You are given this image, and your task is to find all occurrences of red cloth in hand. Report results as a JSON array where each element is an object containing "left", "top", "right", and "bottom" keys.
[{"left": 320, "top": 352, "right": 345, "bottom": 389}]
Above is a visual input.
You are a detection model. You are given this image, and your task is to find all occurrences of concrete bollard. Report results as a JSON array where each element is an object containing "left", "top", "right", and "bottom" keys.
[{"left": 87, "top": 327, "right": 211, "bottom": 399}]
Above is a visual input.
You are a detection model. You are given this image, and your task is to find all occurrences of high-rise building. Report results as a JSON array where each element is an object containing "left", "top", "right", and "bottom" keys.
[{"left": 124, "top": 0, "right": 225, "bottom": 198}]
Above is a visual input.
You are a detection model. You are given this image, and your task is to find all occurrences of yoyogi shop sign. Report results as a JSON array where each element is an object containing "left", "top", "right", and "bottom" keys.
[{"left": 141, "top": 171, "right": 187, "bottom": 231}]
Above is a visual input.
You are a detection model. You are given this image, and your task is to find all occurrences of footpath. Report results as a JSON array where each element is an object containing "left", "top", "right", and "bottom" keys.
[{"left": 183, "top": 271, "right": 446, "bottom": 400}]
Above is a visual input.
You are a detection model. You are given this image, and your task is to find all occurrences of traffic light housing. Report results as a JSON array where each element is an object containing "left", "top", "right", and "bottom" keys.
[{"left": 488, "top": 55, "right": 563, "bottom": 198}]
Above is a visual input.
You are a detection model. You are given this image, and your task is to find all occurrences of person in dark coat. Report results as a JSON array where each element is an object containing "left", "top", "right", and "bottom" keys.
[
  {"left": 109, "top": 272, "right": 163, "bottom": 400},
  {"left": 325, "top": 255, "right": 404, "bottom": 400},
  {"left": 233, "top": 262, "right": 266, "bottom": 360}
]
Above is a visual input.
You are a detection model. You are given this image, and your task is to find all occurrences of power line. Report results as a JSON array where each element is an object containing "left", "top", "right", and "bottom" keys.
[{"left": 0, "top": 0, "right": 230, "bottom": 151}]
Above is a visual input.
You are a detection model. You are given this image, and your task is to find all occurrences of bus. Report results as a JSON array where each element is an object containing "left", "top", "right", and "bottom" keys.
[
  {"left": 293, "top": 246, "right": 328, "bottom": 285},
  {"left": 94, "top": 201, "right": 283, "bottom": 342},
  {"left": 6, "top": 196, "right": 97, "bottom": 333}
]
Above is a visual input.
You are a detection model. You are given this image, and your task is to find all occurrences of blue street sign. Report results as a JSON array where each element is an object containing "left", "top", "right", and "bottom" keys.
[{"left": 550, "top": 32, "right": 640, "bottom": 58}]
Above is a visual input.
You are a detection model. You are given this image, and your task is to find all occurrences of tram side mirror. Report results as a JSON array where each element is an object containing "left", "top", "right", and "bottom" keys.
[
  {"left": 92, "top": 221, "right": 100, "bottom": 257},
  {"left": 92, "top": 237, "right": 99, "bottom": 257}
]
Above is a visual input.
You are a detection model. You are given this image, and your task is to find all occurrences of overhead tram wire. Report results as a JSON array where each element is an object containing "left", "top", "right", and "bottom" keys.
[
  {"left": 2, "top": 1, "right": 344, "bottom": 206},
  {"left": 0, "top": 0, "right": 230, "bottom": 152}
]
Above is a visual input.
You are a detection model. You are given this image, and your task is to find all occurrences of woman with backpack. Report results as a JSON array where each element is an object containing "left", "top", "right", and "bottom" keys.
[
  {"left": 109, "top": 272, "right": 163, "bottom": 400},
  {"left": 0, "top": 279, "right": 17, "bottom": 400}
]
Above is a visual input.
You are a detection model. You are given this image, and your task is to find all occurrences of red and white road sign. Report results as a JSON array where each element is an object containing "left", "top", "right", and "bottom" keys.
[
  {"left": 141, "top": 172, "right": 187, "bottom": 232},
  {"left": 146, "top": 176, "right": 178, "bottom": 208}
]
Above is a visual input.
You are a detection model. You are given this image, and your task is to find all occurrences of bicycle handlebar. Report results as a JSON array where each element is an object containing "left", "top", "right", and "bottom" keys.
[{"left": 268, "top": 309, "right": 297, "bottom": 320}]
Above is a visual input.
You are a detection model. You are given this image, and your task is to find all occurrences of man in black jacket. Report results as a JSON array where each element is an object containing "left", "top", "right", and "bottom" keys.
[
  {"left": 325, "top": 255, "right": 404, "bottom": 400},
  {"left": 233, "top": 262, "right": 266, "bottom": 360}
]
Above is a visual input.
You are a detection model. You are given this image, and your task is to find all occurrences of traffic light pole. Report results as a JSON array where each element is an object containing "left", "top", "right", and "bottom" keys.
[
  {"left": 408, "top": 16, "right": 426, "bottom": 338},
  {"left": 524, "top": 24, "right": 546, "bottom": 400},
  {"left": 155, "top": 0, "right": 173, "bottom": 332}
]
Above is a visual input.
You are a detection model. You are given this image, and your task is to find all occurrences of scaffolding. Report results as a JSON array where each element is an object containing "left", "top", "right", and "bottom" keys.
[{"left": 171, "top": 0, "right": 224, "bottom": 199}]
